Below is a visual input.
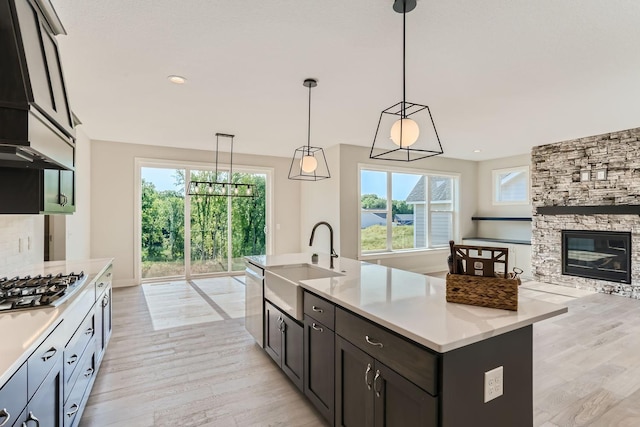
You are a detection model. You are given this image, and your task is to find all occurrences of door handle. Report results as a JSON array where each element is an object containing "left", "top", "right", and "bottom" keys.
[
  {"left": 373, "top": 370, "right": 382, "bottom": 397},
  {"left": 364, "top": 363, "right": 372, "bottom": 390},
  {"left": 0, "top": 408, "right": 10, "bottom": 427},
  {"left": 311, "top": 323, "right": 324, "bottom": 333}
]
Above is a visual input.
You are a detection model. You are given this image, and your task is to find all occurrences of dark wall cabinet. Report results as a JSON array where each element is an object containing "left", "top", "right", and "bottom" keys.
[
  {"left": 0, "top": 167, "right": 75, "bottom": 214},
  {"left": 264, "top": 300, "right": 303, "bottom": 391}
]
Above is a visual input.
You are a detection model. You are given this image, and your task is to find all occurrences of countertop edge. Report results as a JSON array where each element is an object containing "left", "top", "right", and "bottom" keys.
[{"left": 298, "top": 282, "right": 568, "bottom": 353}]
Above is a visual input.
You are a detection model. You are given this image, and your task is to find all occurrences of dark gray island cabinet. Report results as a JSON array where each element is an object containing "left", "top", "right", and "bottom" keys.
[{"left": 246, "top": 254, "right": 566, "bottom": 427}]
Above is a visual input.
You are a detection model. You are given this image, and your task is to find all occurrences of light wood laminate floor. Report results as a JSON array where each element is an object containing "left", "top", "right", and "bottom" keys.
[{"left": 80, "top": 277, "right": 640, "bottom": 426}]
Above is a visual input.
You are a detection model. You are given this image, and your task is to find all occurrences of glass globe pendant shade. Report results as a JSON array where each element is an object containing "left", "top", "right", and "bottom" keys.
[
  {"left": 390, "top": 118, "right": 420, "bottom": 147},
  {"left": 300, "top": 155, "right": 318, "bottom": 173}
]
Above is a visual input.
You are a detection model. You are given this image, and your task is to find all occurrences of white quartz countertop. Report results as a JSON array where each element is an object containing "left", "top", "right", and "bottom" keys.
[
  {"left": 0, "top": 258, "right": 113, "bottom": 385},
  {"left": 247, "top": 253, "right": 568, "bottom": 353}
]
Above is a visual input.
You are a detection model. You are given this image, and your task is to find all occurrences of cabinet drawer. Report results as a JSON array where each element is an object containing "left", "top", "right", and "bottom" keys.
[
  {"left": 64, "top": 312, "right": 95, "bottom": 398},
  {"left": 28, "top": 321, "right": 67, "bottom": 400},
  {"left": 336, "top": 308, "right": 438, "bottom": 395},
  {"left": 0, "top": 361, "right": 27, "bottom": 427},
  {"left": 64, "top": 351, "right": 96, "bottom": 427},
  {"left": 303, "top": 291, "right": 335, "bottom": 330},
  {"left": 95, "top": 264, "right": 113, "bottom": 299}
]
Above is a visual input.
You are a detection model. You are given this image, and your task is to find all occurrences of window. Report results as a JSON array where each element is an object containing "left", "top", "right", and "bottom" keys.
[
  {"left": 492, "top": 166, "right": 529, "bottom": 205},
  {"left": 136, "top": 159, "right": 272, "bottom": 282},
  {"left": 359, "top": 166, "right": 458, "bottom": 255}
]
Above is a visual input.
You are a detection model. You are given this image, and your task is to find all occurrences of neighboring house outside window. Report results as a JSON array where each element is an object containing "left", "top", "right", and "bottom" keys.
[
  {"left": 492, "top": 166, "right": 529, "bottom": 205},
  {"left": 360, "top": 167, "right": 458, "bottom": 255}
]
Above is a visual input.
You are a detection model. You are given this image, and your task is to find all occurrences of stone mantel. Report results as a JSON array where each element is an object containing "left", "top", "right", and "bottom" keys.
[{"left": 536, "top": 205, "right": 640, "bottom": 215}]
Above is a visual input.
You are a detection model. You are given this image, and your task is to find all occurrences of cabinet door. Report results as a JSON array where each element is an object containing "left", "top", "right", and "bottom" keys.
[
  {"left": 335, "top": 337, "right": 375, "bottom": 427},
  {"left": 43, "top": 170, "right": 75, "bottom": 214},
  {"left": 304, "top": 316, "right": 335, "bottom": 425},
  {"left": 281, "top": 315, "right": 303, "bottom": 392},
  {"left": 264, "top": 301, "right": 283, "bottom": 366},
  {"left": 373, "top": 361, "right": 437, "bottom": 427},
  {"left": 102, "top": 287, "right": 113, "bottom": 348},
  {"left": 25, "top": 357, "right": 63, "bottom": 427},
  {"left": 59, "top": 169, "right": 75, "bottom": 213}
]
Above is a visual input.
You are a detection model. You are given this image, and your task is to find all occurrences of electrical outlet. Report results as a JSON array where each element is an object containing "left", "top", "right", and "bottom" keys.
[{"left": 484, "top": 366, "right": 504, "bottom": 403}]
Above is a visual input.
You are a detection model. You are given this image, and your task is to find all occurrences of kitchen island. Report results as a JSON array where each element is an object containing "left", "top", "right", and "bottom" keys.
[{"left": 246, "top": 253, "right": 567, "bottom": 427}]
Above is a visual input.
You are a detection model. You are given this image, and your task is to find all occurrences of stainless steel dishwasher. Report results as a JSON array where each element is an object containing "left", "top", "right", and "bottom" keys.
[{"left": 245, "top": 261, "right": 265, "bottom": 347}]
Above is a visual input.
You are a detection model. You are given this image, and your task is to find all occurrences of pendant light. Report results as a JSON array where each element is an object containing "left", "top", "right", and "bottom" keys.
[
  {"left": 370, "top": 0, "right": 444, "bottom": 161},
  {"left": 188, "top": 133, "right": 255, "bottom": 198},
  {"left": 288, "top": 78, "right": 331, "bottom": 181}
]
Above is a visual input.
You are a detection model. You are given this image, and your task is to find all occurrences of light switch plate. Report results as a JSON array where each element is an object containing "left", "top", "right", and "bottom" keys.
[{"left": 484, "top": 366, "right": 504, "bottom": 403}]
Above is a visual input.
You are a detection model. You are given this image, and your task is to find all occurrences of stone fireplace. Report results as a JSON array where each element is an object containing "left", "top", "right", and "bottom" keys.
[{"left": 531, "top": 127, "right": 640, "bottom": 298}]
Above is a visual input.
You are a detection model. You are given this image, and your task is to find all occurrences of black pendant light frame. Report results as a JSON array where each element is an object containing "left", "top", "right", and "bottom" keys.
[
  {"left": 188, "top": 133, "right": 256, "bottom": 198},
  {"left": 370, "top": 0, "right": 444, "bottom": 162},
  {"left": 288, "top": 78, "right": 331, "bottom": 181}
]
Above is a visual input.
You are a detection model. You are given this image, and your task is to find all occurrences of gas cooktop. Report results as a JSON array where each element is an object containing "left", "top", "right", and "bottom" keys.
[{"left": 0, "top": 271, "right": 86, "bottom": 312}]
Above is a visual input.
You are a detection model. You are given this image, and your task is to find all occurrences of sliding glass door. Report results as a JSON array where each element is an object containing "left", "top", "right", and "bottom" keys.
[{"left": 139, "top": 163, "right": 269, "bottom": 281}]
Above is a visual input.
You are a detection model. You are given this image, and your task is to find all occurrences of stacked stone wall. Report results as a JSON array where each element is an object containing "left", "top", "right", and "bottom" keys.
[{"left": 531, "top": 127, "right": 640, "bottom": 298}]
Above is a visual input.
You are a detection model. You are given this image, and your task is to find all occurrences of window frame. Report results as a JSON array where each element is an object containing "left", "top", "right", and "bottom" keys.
[
  {"left": 358, "top": 164, "right": 460, "bottom": 258},
  {"left": 491, "top": 165, "right": 530, "bottom": 206}
]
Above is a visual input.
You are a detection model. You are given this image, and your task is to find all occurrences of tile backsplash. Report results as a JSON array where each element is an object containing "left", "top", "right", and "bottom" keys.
[{"left": 0, "top": 215, "right": 43, "bottom": 273}]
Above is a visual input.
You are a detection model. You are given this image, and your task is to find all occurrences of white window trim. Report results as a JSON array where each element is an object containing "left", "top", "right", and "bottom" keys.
[
  {"left": 492, "top": 165, "right": 530, "bottom": 206},
  {"left": 357, "top": 163, "right": 460, "bottom": 258}
]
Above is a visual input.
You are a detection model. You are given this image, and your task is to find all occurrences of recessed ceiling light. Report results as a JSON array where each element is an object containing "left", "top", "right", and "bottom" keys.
[
  {"left": 473, "top": 149, "right": 482, "bottom": 153},
  {"left": 167, "top": 75, "right": 186, "bottom": 84}
]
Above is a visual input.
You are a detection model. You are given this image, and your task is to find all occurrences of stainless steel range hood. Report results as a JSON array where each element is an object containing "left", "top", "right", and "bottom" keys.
[{"left": 0, "top": 0, "right": 75, "bottom": 170}]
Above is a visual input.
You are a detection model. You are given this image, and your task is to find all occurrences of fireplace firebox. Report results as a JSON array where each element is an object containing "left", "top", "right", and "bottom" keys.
[{"left": 562, "top": 230, "right": 631, "bottom": 284}]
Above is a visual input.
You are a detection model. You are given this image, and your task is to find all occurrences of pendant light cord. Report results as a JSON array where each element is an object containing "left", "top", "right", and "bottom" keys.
[
  {"left": 307, "top": 83, "right": 312, "bottom": 156},
  {"left": 402, "top": 0, "right": 406, "bottom": 118}
]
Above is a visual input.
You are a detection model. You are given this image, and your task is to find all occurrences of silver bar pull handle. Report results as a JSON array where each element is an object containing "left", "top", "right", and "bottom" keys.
[
  {"left": 41, "top": 347, "right": 57, "bottom": 361},
  {"left": 0, "top": 408, "right": 10, "bottom": 427},
  {"left": 364, "top": 363, "right": 372, "bottom": 390},
  {"left": 365, "top": 335, "right": 383, "bottom": 348},
  {"left": 311, "top": 323, "right": 324, "bottom": 333},
  {"left": 66, "top": 404, "right": 79, "bottom": 418},
  {"left": 373, "top": 370, "right": 382, "bottom": 397},
  {"left": 311, "top": 305, "right": 324, "bottom": 313}
]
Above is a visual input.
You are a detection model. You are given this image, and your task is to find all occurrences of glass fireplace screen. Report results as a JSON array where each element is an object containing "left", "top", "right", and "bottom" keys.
[{"left": 562, "top": 230, "right": 631, "bottom": 284}]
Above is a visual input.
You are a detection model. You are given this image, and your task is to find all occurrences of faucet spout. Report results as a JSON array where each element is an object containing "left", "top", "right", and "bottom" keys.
[{"left": 309, "top": 221, "right": 339, "bottom": 269}]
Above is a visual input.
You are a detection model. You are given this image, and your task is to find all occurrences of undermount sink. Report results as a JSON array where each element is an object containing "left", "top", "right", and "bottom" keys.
[{"left": 265, "top": 264, "right": 344, "bottom": 321}]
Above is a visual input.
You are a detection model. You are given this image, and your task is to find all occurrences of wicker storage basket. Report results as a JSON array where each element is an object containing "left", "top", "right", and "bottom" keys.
[{"left": 445, "top": 273, "right": 521, "bottom": 311}]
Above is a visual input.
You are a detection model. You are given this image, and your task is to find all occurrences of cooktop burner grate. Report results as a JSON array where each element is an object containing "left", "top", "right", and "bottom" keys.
[{"left": 0, "top": 271, "right": 86, "bottom": 312}]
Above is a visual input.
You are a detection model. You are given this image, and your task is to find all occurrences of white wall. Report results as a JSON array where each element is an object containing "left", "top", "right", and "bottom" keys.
[
  {"left": 90, "top": 139, "right": 302, "bottom": 287},
  {"left": 474, "top": 153, "right": 532, "bottom": 241},
  {"left": 299, "top": 145, "right": 341, "bottom": 256},
  {"left": 65, "top": 127, "right": 92, "bottom": 260}
]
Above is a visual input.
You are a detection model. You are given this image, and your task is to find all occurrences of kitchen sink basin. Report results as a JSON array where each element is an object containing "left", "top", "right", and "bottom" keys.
[{"left": 265, "top": 264, "right": 343, "bottom": 321}]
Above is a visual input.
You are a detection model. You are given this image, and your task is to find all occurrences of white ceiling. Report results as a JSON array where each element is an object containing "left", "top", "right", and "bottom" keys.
[{"left": 51, "top": 0, "right": 640, "bottom": 161}]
